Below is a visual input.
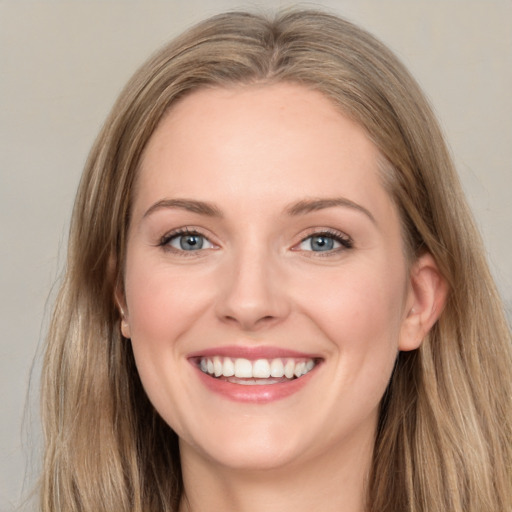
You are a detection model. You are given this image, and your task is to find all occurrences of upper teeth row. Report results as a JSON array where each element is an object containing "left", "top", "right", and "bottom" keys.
[{"left": 199, "top": 357, "right": 315, "bottom": 379}]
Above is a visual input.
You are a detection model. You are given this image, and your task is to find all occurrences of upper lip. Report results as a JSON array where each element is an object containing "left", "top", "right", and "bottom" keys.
[{"left": 187, "top": 345, "right": 322, "bottom": 361}]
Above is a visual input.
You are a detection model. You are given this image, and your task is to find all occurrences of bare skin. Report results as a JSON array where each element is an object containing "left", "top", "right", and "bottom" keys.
[{"left": 120, "top": 83, "right": 446, "bottom": 512}]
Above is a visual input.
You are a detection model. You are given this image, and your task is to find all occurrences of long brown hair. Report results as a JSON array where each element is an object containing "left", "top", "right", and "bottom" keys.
[{"left": 41, "top": 10, "right": 512, "bottom": 511}]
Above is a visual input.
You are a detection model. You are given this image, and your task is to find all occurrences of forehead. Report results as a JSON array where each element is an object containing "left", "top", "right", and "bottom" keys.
[{"left": 134, "top": 83, "right": 393, "bottom": 223}]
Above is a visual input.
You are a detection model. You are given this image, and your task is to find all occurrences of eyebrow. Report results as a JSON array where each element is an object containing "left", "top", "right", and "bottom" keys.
[
  {"left": 285, "top": 197, "right": 376, "bottom": 224},
  {"left": 143, "top": 198, "right": 223, "bottom": 219},
  {"left": 142, "top": 196, "right": 375, "bottom": 224}
]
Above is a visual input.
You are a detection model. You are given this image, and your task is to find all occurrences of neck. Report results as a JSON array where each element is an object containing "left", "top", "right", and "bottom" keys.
[{"left": 178, "top": 431, "right": 373, "bottom": 512}]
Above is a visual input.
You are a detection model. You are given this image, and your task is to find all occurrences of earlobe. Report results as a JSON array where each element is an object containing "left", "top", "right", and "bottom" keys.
[
  {"left": 119, "top": 310, "right": 131, "bottom": 339},
  {"left": 114, "top": 284, "right": 131, "bottom": 339},
  {"left": 399, "top": 253, "right": 448, "bottom": 351}
]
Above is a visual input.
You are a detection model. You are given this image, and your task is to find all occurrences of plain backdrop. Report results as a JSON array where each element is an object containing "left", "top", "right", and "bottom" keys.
[{"left": 1, "top": 1, "right": 511, "bottom": 510}]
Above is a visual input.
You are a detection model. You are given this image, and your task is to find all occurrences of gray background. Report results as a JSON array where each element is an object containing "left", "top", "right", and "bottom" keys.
[{"left": 1, "top": 1, "right": 511, "bottom": 510}]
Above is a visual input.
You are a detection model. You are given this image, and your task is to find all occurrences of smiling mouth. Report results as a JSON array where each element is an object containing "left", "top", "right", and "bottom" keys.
[{"left": 197, "top": 356, "right": 320, "bottom": 385}]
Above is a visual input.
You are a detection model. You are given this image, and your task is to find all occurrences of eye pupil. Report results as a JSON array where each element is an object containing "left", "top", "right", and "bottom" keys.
[
  {"left": 311, "top": 236, "right": 334, "bottom": 251},
  {"left": 180, "top": 234, "right": 203, "bottom": 250}
]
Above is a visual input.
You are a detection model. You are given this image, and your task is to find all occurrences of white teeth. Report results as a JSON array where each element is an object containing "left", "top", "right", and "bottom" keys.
[
  {"left": 294, "top": 361, "right": 306, "bottom": 377},
  {"left": 234, "top": 358, "right": 253, "bottom": 378},
  {"left": 253, "top": 359, "right": 271, "bottom": 378},
  {"left": 284, "top": 359, "right": 295, "bottom": 379},
  {"left": 213, "top": 356, "right": 223, "bottom": 377},
  {"left": 198, "top": 356, "right": 317, "bottom": 381},
  {"left": 270, "top": 358, "right": 285, "bottom": 378},
  {"left": 223, "top": 357, "right": 235, "bottom": 377}
]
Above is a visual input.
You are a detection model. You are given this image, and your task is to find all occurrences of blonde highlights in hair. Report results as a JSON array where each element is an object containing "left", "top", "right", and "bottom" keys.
[{"left": 41, "top": 10, "right": 512, "bottom": 511}]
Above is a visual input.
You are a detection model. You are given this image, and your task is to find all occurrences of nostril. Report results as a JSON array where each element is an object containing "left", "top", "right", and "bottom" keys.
[
  {"left": 221, "top": 313, "right": 278, "bottom": 330},
  {"left": 225, "top": 315, "right": 274, "bottom": 322}
]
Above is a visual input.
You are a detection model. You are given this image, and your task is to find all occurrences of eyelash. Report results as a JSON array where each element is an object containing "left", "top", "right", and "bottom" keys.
[
  {"left": 158, "top": 227, "right": 214, "bottom": 255},
  {"left": 296, "top": 229, "right": 354, "bottom": 254},
  {"left": 157, "top": 227, "right": 354, "bottom": 255}
]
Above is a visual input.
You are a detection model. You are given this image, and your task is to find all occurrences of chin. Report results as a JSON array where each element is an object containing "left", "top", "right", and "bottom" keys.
[{"left": 180, "top": 419, "right": 308, "bottom": 472}]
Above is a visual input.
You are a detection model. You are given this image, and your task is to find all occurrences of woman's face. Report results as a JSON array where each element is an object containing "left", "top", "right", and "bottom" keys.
[{"left": 121, "top": 83, "right": 423, "bottom": 472}]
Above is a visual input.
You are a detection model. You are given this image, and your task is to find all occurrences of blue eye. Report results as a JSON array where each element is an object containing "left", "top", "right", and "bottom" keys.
[
  {"left": 299, "top": 232, "right": 352, "bottom": 252},
  {"left": 164, "top": 232, "right": 214, "bottom": 251}
]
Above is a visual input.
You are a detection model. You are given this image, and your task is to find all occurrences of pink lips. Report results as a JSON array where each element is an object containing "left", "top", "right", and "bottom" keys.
[
  {"left": 188, "top": 345, "right": 321, "bottom": 360},
  {"left": 188, "top": 345, "right": 321, "bottom": 403}
]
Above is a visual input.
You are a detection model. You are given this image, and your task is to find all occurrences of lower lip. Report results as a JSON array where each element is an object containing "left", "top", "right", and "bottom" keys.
[{"left": 193, "top": 365, "right": 318, "bottom": 403}]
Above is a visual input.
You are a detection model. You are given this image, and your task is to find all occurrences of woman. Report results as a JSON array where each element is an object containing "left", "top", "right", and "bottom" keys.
[{"left": 40, "top": 10, "right": 512, "bottom": 512}]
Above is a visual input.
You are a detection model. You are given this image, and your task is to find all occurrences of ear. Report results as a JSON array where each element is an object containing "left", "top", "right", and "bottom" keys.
[
  {"left": 114, "top": 275, "right": 131, "bottom": 339},
  {"left": 399, "top": 252, "right": 448, "bottom": 351}
]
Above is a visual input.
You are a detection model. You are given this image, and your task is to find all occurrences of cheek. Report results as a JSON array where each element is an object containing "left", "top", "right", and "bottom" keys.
[
  {"left": 301, "top": 265, "right": 405, "bottom": 343},
  {"left": 122, "top": 261, "right": 211, "bottom": 396},
  {"left": 125, "top": 272, "right": 174, "bottom": 343},
  {"left": 296, "top": 259, "right": 406, "bottom": 401},
  {"left": 124, "top": 255, "right": 210, "bottom": 341},
  {"left": 122, "top": 257, "right": 214, "bottom": 428},
  {"left": 124, "top": 267, "right": 178, "bottom": 387}
]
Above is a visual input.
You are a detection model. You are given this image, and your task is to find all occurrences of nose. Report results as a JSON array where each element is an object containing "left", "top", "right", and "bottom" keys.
[{"left": 214, "top": 245, "right": 291, "bottom": 331}]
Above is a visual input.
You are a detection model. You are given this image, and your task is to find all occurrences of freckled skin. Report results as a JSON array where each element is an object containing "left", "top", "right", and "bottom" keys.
[{"left": 120, "top": 83, "right": 428, "bottom": 509}]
